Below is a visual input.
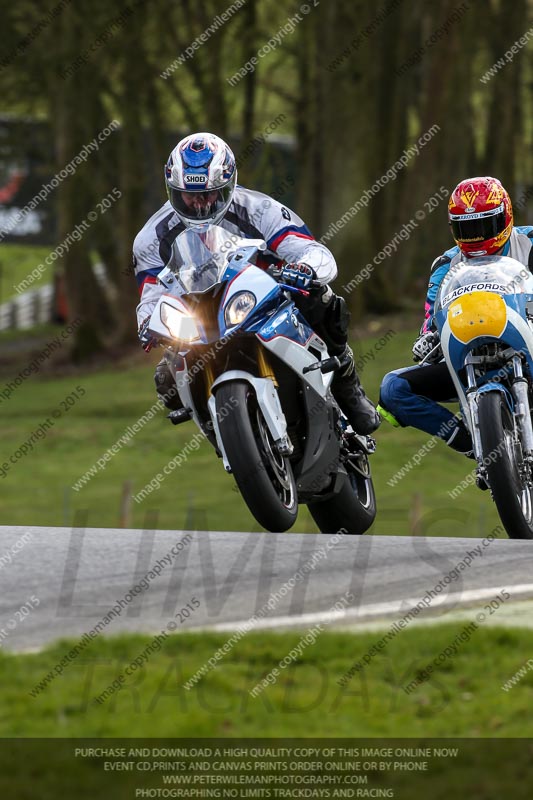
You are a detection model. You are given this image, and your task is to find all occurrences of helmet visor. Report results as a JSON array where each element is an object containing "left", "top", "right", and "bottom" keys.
[
  {"left": 168, "top": 184, "right": 234, "bottom": 223},
  {"left": 450, "top": 205, "right": 506, "bottom": 244}
]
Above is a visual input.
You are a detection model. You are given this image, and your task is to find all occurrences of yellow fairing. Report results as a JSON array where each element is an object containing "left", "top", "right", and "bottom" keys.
[{"left": 448, "top": 292, "right": 507, "bottom": 343}]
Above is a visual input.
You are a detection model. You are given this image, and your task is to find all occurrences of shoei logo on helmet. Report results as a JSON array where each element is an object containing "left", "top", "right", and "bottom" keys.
[{"left": 185, "top": 174, "right": 208, "bottom": 184}]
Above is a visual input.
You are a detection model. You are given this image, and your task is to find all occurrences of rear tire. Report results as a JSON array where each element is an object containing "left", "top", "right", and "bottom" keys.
[
  {"left": 216, "top": 380, "right": 298, "bottom": 532},
  {"left": 478, "top": 391, "right": 533, "bottom": 539},
  {"left": 307, "top": 462, "right": 376, "bottom": 535}
]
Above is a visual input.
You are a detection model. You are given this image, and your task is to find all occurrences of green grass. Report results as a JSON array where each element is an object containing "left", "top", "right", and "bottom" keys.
[
  {"left": 3, "top": 624, "right": 532, "bottom": 737},
  {"left": 0, "top": 324, "right": 502, "bottom": 535},
  {"left": 0, "top": 243, "right": 52, "bottom": 302}
]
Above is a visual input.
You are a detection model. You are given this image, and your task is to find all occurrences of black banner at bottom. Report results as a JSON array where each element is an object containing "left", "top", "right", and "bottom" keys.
[{"left": 1, "top": 738, "right": 532, "bottom": 799}]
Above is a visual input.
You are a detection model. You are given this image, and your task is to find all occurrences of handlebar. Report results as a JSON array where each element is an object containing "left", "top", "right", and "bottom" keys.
[
  {"left": 278, "top": 283, "right": 310, "bottom": 296},
  {"left": 303, "top": 356, "right": 342, "bottom": 374}
]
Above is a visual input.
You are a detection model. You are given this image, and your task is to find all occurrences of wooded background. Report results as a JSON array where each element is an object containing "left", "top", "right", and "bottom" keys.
[{"left": 1, "top": 0, "right": 532, "bottom": 358}]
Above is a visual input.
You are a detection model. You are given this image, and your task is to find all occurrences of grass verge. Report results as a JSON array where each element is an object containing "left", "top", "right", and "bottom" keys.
[
  {"left": 5, "top": 623, "right": 533, "bottom": 737},
  {"left": 0, "top": 244, "right": 52, "bottom": 302}
]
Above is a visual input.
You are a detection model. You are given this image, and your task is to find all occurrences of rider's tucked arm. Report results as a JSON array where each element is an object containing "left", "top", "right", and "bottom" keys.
[
  {"left": 421, "top": 255, "right": 452, "bottom": 333},
  {"left": 281, "top": 239, "right": 338, "bottom": 285},
  {"left": 133, "top": 233, "right": 166, "bottom": 329},
  {"left": 258, "top": 197, "right": 337, "bottom": 285}
]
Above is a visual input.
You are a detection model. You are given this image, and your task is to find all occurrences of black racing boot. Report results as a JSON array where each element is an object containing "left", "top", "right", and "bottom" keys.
[
  {"left": 446, "top": 420, "right": 474, "bottom": 458},
  {"left": 155, "top": 359, "right": 184, "bottom": 411},
  {"left": 331, "top": 347, "right": 381, "bottom": 434},
  {"left": 446, "top": 420, "right": 487, "bottom": 485}
]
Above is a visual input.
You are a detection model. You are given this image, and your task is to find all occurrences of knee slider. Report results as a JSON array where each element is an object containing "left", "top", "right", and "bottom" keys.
[
  {"left": 379, "top": 371, "right": 410, "bottom": 425},
  {"left": 155, "top": 361, "right": 173, "bottom": 393}
]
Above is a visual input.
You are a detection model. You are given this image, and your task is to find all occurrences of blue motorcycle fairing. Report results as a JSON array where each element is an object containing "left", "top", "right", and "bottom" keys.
[
  {"left": 435, "top": 292, "right": 533, "bottom": 380},
  {"left": 217, "top": 263, "right": 283, "bottom": 339},
  {"left": 216, "top": 259, "right": 317, "bottom": 347},
  {"left": 256, "top": 304, "right": 315, "bottom": 348}
]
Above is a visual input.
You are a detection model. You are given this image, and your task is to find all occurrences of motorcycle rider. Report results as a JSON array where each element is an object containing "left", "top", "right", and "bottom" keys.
[
  {"left": 379, "top": 176, "right": 533, "bottom": 455},
  {"left": 133, "top": 132, "right": 380, "bottom": 434}
]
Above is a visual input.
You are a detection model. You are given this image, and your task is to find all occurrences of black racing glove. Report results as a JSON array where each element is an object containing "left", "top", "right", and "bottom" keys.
[
  {"left": 412, "top": 331, "right": 441, "bottom": 363},
  {"left": 138, "top": 317, "right": 159, "bottom": 353}
]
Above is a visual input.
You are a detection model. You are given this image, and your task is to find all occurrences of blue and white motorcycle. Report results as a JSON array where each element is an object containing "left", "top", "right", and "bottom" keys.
[
  {"left": 147, "top": 224, "right": 376, "bottom": 534},
  {"left": 435, "top": 255, "right": 533, "bottom": 539}
]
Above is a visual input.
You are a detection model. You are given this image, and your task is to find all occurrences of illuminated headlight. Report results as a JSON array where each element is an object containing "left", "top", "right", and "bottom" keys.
[
  {"left": 225, "top": 291, "right": 256, "bottom": 326},
  {"left": 160, "top": 303, "right": 199, "bottom": 342}
]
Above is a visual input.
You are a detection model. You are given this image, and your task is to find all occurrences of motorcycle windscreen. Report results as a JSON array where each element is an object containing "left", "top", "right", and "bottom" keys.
[
  {"left": 168, "top": 225, "right": 252, "bottom": 293},
  {"left": 435, "top": 255, "right": 533, "bottom": 312}
]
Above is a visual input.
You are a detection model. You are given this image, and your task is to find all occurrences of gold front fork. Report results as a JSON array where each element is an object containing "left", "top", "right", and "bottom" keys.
[
  {"left": 204, "top": 362, "right": 215, "bottom": 400},
  {"left": 203, "top": 344, "right": 277, "bottom": 401},
  {"left": 256, "top": 344, "right": 278, "bottom": 387}
]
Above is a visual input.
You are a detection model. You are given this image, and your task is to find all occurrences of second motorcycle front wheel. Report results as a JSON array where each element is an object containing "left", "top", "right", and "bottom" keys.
[
  {"left": 307, "top": 461, "right": 377, "bottom": 535},
  {"left": 478, "top": 391, "right": 533, "bottom": 539},
  {"left": 215, "top": 380, "right": 298, "bottom": 532}
]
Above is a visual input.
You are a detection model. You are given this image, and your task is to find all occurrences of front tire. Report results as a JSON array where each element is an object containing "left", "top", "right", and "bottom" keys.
[
  {"left": 216, "top": 381, "right": 298, "bottom": 532},
  {"left": 307, "top": 461, "right": 377, "bottom": 535},
  {"left": 478, "top": 391, "right": 533, "bottom": 539}
]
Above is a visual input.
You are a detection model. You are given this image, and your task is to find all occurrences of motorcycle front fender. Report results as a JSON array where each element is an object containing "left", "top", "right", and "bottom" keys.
[
  {"left": 476, "top": 382, "right": 514, "bottom": 413},
  {"left": 208, "top": 370, "right": 288, "bottom": 471}
]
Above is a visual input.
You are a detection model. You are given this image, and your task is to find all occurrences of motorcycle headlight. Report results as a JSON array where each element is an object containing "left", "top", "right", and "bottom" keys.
[
  {"left": 225, "top": 291, "right": 256, "bottom": 326},
  {"left": 160, "top": 303, "right": 200, "bottom": 342}
]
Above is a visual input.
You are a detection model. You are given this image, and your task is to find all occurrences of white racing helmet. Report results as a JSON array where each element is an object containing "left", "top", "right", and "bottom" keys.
[{"left": 164, "top": 132, "right": 237, "bottom": 228}]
